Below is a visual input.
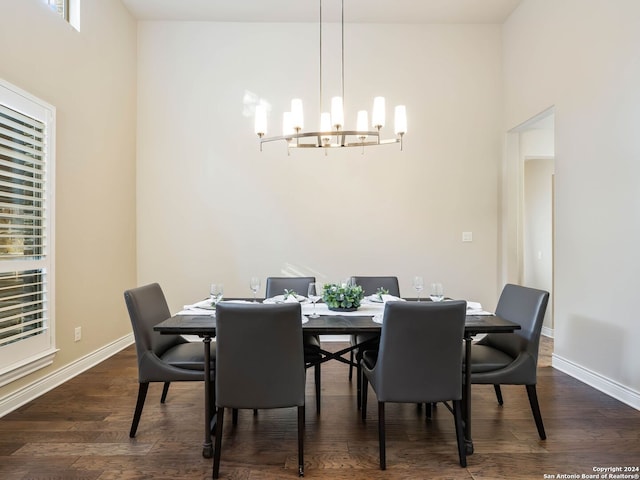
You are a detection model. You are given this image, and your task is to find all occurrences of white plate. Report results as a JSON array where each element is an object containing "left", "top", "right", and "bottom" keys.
[{"left": 366, "top": 295, "right": 384, "bottom": 303}]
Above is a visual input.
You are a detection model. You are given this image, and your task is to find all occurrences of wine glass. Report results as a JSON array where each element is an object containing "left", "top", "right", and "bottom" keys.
[
  {"left": 412, "top": 276, "right": 424, "bottom": 302},
  {"left": 210, "top": 283, "right": 224, "bottom": 306},
  {"left": 307, "top": 282, "right": 321, "bottom": 318},
  {"left": 249, "top": 276, "right": 261, "bottom": 302},
  {"left": 430, "top": 282, "right": 444, "bottom": 302}
]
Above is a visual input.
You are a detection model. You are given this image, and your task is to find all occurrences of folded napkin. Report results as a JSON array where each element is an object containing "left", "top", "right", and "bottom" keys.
[
  {"left": 364, "top": 294, "right": 405, "bottom": 304},
  {"left": 178, "top": 298, "right": 216, "bottom": 316},
  {"left": 380, "top": 294, "right": 405, "bottom": 303},
  {"left": 466, "top": 301, "right": 493, "bottom": 316},
  {"left": 466, "top": 301, "right": 482, "bottom": 311},
  {"left": 263, "top": 294, "right": 307, "bottom": 304}
]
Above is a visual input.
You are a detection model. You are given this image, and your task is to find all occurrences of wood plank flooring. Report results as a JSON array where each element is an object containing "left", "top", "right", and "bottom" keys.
[{"left": 1, "top": 337, "right": 639, "bottom": 479}]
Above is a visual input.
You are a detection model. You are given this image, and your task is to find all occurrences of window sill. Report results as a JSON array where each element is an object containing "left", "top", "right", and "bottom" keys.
[{"left": 0, "top": 349, "right": 59, "bottom": 388}]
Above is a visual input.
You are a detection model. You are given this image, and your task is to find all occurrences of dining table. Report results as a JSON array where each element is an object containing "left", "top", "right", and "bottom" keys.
[{"left": 153, "top": 297, "right": 520, "bottom": 458}]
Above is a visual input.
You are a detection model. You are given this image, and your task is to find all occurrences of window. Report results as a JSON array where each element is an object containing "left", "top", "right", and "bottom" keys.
[
  {"left": 47, "top": 0, "right": 69, "bottom": 21},
  {"left": 45, "top": 0, "right": 80, "bottom": 31},
  {"left": 0, "top": 80, "right": 56, "bottom": 387}
]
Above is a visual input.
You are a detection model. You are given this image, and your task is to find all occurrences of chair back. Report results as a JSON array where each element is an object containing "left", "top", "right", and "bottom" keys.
[
  {"left": 487, "top": 284, "right": 549, "bottom": 363},
  {"left": 265, "top": 276, "right": 316, "bottom": 297},
  {"left": 124, "top": 283, "right": 184, "bottom": 366},
  {"left": 350, "top": 276, "right": 400, "bottom": 297},
  {"left": 215, "top": 302, "right": 305, "bottom": 409},
  {"left": 372, "top": 300, "right": 466, "bottom": 403}
]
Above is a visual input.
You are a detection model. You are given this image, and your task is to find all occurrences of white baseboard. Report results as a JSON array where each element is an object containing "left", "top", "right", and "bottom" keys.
[
  {"left": 320, "top": 335, "right": 349, "bottom": 342},
  {"left": 541, "top": 326, "right": 554, "bottom": 338},
  {"left": 0, "top": 333, "right": 134, "bottom": 418},
  {"left": 552, "top": 353, "right": 640, "bottom": 410}
]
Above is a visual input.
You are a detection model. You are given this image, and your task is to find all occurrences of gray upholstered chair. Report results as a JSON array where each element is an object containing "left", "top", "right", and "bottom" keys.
[
  {"left": 124, "top": 283, "right": 215, "bottom": 438},
  {"left": 361, "top": 301, "right": 467, "bottom": 470},
  {"left": 213, "top": 302, "right": 306, "bottom": 478},
  {"left": 349, "top": 275, "right": 400, "bottom": 408},
  {"left": 468, "top": 283, "right": 549, "bottom": 439},
  {"left": 265, "top": 276, "right": 322, "bottom": 414}
]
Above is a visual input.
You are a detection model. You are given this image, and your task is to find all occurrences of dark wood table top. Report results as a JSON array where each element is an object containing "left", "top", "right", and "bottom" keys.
[{"left": 154, "top": 312, "right": 520, "bottom": 337}]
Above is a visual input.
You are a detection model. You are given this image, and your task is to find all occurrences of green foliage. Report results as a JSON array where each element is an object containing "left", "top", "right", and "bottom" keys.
[
  {"left": 283, "top": 289, "right": 297, "bottom": 300},
  {"left": 322, "top": 283, "right": 365, "bottom": 310},
  {"left": 376, "top": 287, "right": 389, "bottom": 300}
]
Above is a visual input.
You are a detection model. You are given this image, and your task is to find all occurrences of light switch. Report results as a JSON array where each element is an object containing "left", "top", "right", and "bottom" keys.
[{"left": 462, "top": 232, "right": 473, "bottom": 242}]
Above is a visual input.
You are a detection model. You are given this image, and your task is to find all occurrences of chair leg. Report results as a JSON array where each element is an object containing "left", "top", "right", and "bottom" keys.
[
  {"left": 453, "top": 399, "right": 467, "bottom": 467},
  {"left": 493, "top": 384, "right": 504, "bottom": 405},
  {"left": 160, "top": 382, "right": 170, "bottom": 404},
  {"left": 356, "top": 350, "right": 364, "bottom": 409},
  {"left": 348, "top": 348, "right": 354, "bottom": 380},
  {"left": 314, "top": 363, "right": 321, "bottom": 415},
  {"left": 526, "top": 384, "right": 546, "bottom": 440},
  {"left": 212, "top": 407, "right": 224, "bottom": 479},
  {"left": 378, "top": 401, "right": 386, "bottom": 470},
  {"left": 425, "top": 402, "right": 433, "bottom": 419},
  {"left": 129, "top": 382, "right": 149, "bottom": 438},
  {"left": 361, "top": 372, "right": 369, "bottom": 420},
  {"left": 297, "top": 405, "right": 305, "bottom": 477},
  {"left": 232, "top": 408, "right": 239, "bottom": 426}
]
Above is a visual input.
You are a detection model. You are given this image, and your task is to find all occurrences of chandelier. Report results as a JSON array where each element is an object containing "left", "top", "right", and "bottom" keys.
[{"left": 254, "top": 0, "right": 407, "bottom": 153}]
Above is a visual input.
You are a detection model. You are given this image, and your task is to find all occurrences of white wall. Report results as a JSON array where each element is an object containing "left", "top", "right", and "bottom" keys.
[
  {"left": 136, "top": 22, "right": 504, "bottom": 313},
  {"left": 503, "top": 0, "right": 640, "bottom": 405},
  {"left": 0, "top": 0, "right": 137, "bottom": 401}
]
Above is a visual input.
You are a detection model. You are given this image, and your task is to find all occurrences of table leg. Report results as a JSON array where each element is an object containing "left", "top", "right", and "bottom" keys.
[
  {"left": 463, "top": 335, "right": 474, "bottom": 455},
  {"left": 202, "top": 335, "right": 213, "bottom": 458}
]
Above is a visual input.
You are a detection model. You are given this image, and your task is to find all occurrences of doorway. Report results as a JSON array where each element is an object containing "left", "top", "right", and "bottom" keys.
[{"left": 501, "top": 109, "right": 555, "bottom": 336}]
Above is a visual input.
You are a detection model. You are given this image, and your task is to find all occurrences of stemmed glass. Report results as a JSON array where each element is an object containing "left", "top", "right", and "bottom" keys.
[
  {"left": 412, "top": 276, "right": 424, "bottom": 302},
  {"left": 210, "top": 283, "right": 224, "bottom": 306},
  {"left": 430, "top": 282, "right": 444, "bottom": 302},
  {"left": 307, "top": 282, "right": 321, "bottom": 318},
  {"left": 250, "top": 276, "right": 261, "bottom": 303}
]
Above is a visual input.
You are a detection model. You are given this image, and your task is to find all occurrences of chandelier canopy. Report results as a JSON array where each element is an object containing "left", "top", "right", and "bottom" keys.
[{"left": 254, "top": 0, "right": 407, "bottom": 153}]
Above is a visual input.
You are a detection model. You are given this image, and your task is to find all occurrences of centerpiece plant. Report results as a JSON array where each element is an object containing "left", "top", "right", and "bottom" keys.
[{"left": 322, "top": 283, "right": 365, "bottom": 312}]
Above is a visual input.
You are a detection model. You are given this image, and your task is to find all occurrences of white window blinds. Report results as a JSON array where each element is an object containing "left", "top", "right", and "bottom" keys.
[
  {"left": 0, "top": 104, "right": 46, "bottom": 260},
  {"left": 0, "top": 80, "right": 55, "bottom": 383}
]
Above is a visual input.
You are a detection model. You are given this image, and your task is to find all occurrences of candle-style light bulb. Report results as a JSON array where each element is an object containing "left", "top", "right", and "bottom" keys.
[
  {"left": 254, "top": 104, "right": 267, "bottom": 137},
  {"left": 291, "top": 99, "right": 304, "bottom": 130},
  {"left": 357, "top": 110, "right": 368, "bottom": 140},
  {"left": 331, "top": 96, "right": 344, "bottom": 130},
  {"left": 394, "top": 105, "right": 407, "bottom": 135},
  {"left": 372, "top": 96, "right": 385, "bottom": 129}
]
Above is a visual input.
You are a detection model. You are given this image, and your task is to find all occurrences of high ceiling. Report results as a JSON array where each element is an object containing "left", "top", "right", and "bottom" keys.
[{"left": 120, "top": 0, "right": 523, "bottom": 24}]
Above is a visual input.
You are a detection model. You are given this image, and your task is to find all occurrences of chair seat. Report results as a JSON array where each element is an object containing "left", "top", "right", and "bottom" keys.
[
  {"left": 362, "top": 350, "right": 378, "bottom": 369},
  {"left": 161, "top": 342, "right": 216, "bottom": 371},
  {"left": 351, "top": 332, "right": 379, "bottom": 345},
  {"left": 304, "top": 333, "right": 321, "bottom": 349},
  {"left": 303, "top": 334, "right": 321, "bottom": 358},
  {"left": 468, "top": 344, "right": 513, "bottom": 373}
]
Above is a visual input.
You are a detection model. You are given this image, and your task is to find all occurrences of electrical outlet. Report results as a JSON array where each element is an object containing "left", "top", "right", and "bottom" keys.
[
  {"left": 74, "top": 326, "right": 82, "bottom": 342},
  {"left": 462, "top": 231, "right": 473, "bottom": 242}
]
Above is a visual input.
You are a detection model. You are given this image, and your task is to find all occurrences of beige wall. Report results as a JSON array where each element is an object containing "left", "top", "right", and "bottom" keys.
[
  {"left": 136, "top": 21, "right": 504, "bottom": 314},
  {"left": 503, "top": 0, "right": 640, "bottom": 401},
  {"left": 0, "top": 0, "right": 137, "bottom": 398}
]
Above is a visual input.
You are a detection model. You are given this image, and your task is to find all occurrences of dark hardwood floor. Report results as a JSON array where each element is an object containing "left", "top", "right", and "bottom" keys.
[{"left": 1, "top": 337, "right": 639, "bottom": 479}]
